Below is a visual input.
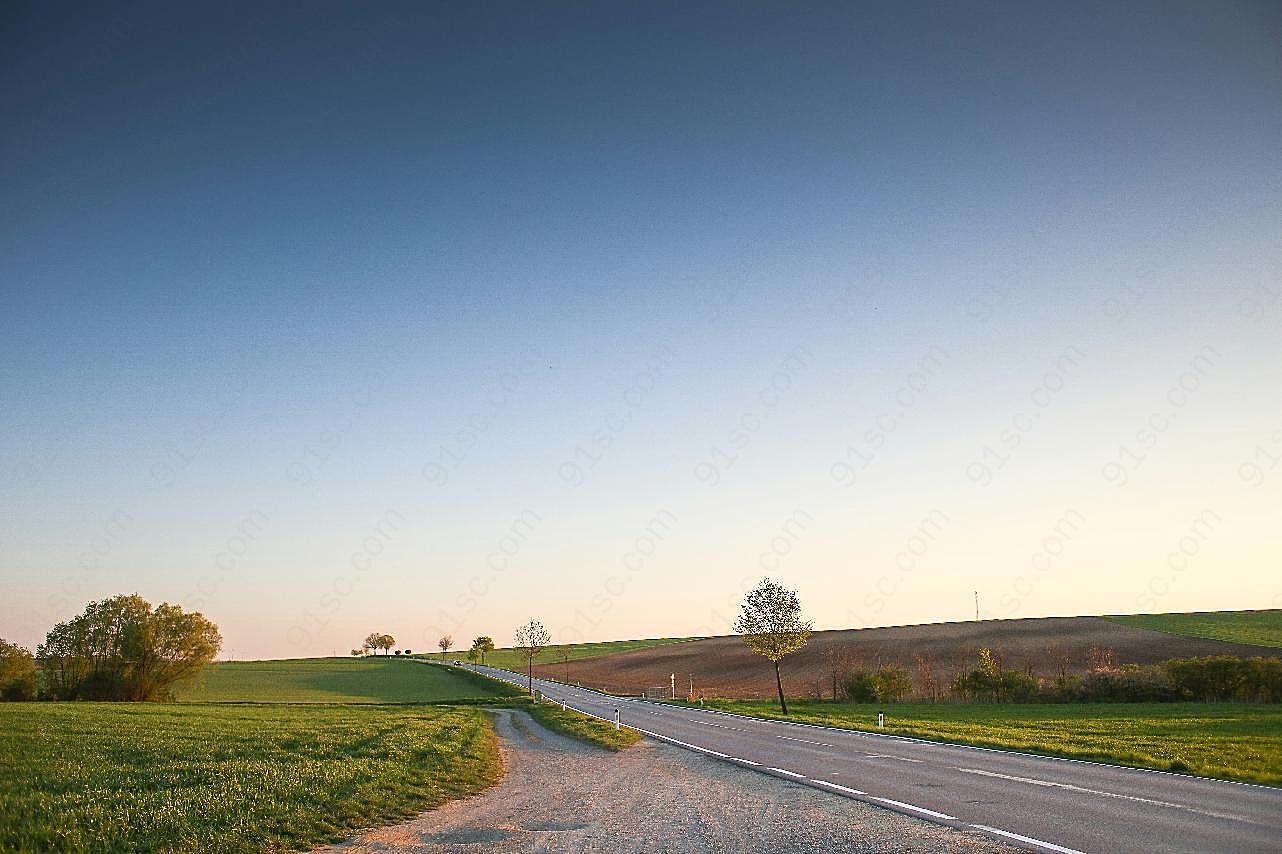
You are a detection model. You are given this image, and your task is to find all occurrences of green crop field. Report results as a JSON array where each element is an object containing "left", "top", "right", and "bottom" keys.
[
  {"left": 1106, "top": 610, "right": 1282, "bottom": 648},
  {"left": 0, "top": 703, "right": 502, "bottom": 852},
  {"left": 420, "top": 636, "right": 698, "bottom": 670},
  {"left": 176, "top": 656, "right": 517, "bottom": 703},
  {"left": 698, "top": 699, "right": 1282, "bottom": 786},
  {"left": 0, "top": 657, "right": 641, "bottom": 851}
]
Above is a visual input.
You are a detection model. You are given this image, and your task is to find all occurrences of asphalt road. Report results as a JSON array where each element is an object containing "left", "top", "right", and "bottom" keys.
[{"left": 442, "top": 661, "right": 1282, "bottom": 854}]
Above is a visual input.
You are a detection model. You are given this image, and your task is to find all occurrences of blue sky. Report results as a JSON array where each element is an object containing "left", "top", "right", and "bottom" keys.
[{"left": 2, "top": 1, "right": 1280, "bottom": 658}]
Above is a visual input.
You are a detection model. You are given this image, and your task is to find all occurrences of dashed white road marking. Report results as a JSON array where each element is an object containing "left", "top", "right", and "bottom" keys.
[
  {"left": 866, "top": 753, "right": 924, "bottom": 763},
  {"left": 690, "top": 719, "right": 756, "bottom": 733},
  {"left": 776, "top": 734, "right": 838, "bottom": 747},
  {"left": 970, "top": 824, "right": 1084, "bottom": 853},
  {"left": 869, "top": 797, "right": 955, "bottom": 821},
  {"left": 956, "top": 768, "right": 1256, "bottom": 823}
]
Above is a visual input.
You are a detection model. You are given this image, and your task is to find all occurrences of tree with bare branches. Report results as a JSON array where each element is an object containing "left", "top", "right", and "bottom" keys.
[{"left": 513, "top": 620, "right": 550, "bottom": 693}]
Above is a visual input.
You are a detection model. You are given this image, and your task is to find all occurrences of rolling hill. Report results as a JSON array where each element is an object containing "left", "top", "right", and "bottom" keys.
[{"left": 534, "top": 612, "right": 1282, "bottom": 700}]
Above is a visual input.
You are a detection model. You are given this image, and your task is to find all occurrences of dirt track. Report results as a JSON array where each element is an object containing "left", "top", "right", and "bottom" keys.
[{"left": 537, "top": 616, "right": 1280, "bottom": 699}]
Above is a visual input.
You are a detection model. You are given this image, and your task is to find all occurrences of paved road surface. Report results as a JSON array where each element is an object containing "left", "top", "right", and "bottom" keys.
[{"left": 437, "top": 661, "right": 1282, "bottom": 853}]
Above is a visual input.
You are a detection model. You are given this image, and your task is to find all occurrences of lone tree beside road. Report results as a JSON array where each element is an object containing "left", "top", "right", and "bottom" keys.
[
  {"left": 470, "top": 636, "right": 494, "bottom": 665},
  {"left": 733, "top": 578, "right": 812, "bottom": 714},
  {"left": 438, "top": 635, "right": 453, "bottom": 660},
  {"left": 513, "top": 620, "right": 550, "bottom": 693}
]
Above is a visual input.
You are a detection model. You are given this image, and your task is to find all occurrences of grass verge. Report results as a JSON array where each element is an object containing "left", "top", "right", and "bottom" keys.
[
  {"left": 695, "top": 699, "right": 1282, "bottom": 786},
  {"left": 0, "top": 703, "right": 502, "bottom": 852},
  {"left": 523, "top": 700, "right": 642, "bottom": 751}
]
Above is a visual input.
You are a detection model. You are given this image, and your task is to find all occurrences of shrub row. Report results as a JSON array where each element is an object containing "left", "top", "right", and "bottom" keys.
[{"left": 836, "top": 652, "right": 1282, "bottom": 704}]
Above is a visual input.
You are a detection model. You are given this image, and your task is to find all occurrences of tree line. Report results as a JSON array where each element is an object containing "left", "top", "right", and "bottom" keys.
[{"left": 0, "top": 594, "right": 220, "bottom": 702}]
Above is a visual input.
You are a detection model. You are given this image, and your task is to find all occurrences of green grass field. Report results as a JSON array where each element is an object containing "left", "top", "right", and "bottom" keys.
[
  {"left": 1106, "top": 610, "right": 1282, "bottom": 648},
  {"left": 419, "top": 637, "right": 697, "bottom": 670},
  {"left": 1, "top": 658, "right": 639, "bottom": 851},
  {"left": 698, "top": 699, "right": 1282, "bottom": 786},
  {"left": 0, "top": 703, "right": 502, "bottom": 852},
  {"left": 176, "top": 656, "right": 515, "bottom": 703}
]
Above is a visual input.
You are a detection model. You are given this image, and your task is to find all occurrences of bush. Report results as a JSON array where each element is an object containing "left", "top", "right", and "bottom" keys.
[
  {"left": 950, "top": 648, "right": 1037, "bottom": 702},
  {"left": 840, "top": 666, "right": 914, "bottom": 703},
  {"left": 0, "top": 640, "right": 37, "bottom": 701},
  {"left": 1165, "top": 656, "right": 1282, "bottom": 702},
  {"left": 1065, "top": 665, "right": 1179, "bottom": 703},
  {"left": 841, "top": 672, "right": 880, "bottom": 702}
]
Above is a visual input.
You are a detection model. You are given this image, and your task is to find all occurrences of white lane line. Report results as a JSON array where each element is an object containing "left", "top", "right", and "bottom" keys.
[
  {"left": 809, "top": 779, "right": 866, "bottom": 796},
  {"left": 768, "top": 767, "right": 808, "bottom": 779},
  {"left": 690, "top": 719, "right": 757, "bottom": 733},
  {"left": 970, "top": 824, "right": 1084, "bottom": 853},
  {"left": 777, "top": 734, "right": 838, "bottom": 747},
  {"left": 866, "top": 753, "right": 924, "bottom": 763},
  {"left": 956, "top": 767, "right": 1256, "bottom": 823},
  {"left": 869, "top": 797, "right": 956, "bottom": 821},
  {"left": 732, "top": 758, "right": 760, "bottom": 766}
]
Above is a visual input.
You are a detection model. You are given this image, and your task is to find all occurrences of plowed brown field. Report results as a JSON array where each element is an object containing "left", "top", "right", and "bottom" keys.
[{"left": 536, "top": 616, "right": 1281, "bottom": 700}]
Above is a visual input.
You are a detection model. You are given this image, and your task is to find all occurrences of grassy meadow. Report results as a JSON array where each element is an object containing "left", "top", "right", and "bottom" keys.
[
  {"left": 2, "top": 657, "right": 636, "bottom": 852},
  {"left": 176, "top": 655, "right": 515, "bottom": 703},
  {"left": 699, "top": 699, "right": 1282, "bottom": 786},
  {"left": 422, "top": 636, "right": 698, "bottom": 670},
  {"left": 1106, "top": 609, "right": 1282, "bottom": 648},
  {"left": 0, "top": 703, "right": 501, "bottom": 852}
]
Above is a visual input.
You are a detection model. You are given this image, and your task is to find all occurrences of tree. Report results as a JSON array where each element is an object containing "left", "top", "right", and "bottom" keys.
[
  {"left": 38, "top": 594, "right": 221, "bottom": 701},
  {"left": 350, "top": 648, "right": 364, "bottom": 657},
  {"left": 364, "top": 633, "right": 380, "bottom": 656},
  {"left": 438, "top": 635, "right": 453, "bottom": 660},
  {"left": 513, "top": 620, "right": 550, "bottom": 693},
  {"left": 470, "top": 636, "right": 495, "bottom": 665},
  {"left": 0, "top": 639, "right": 37, "bottom": 701},
  {"left": 732, "top": 578, "right": 812, "bottom": 714},
  {"left": 821, "top": 646, "right": 856, "bottom": 702},
  {"left": 914, "top": 652, "right": 938, "bottom": 702},
  {"left": 875, "top": 665, "right": 913, "bottom": 702}
]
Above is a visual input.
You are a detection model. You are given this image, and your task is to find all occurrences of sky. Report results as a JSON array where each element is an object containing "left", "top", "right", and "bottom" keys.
[{"left": 2, "top": 1, "right": 1280, "bottom": 660}]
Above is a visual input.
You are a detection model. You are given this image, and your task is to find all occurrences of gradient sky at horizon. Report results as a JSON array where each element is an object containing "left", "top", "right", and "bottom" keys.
[{"left": 2, "top": 1, "right": 1280, "bottom": 659}]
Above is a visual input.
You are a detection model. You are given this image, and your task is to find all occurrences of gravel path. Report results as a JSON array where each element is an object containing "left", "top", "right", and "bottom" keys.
[{"left": 321, "top": 709, "right": 1014, "bottom": 854}]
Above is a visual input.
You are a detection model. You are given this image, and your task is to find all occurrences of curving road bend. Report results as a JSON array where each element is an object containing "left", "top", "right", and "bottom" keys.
[{"left": 438, "top": 661, "right": 1282, "bottom": 854}]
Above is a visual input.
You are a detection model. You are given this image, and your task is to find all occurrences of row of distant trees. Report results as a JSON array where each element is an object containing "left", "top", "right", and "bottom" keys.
[
  {"left": 0, "top": 594, "right": 221, "bottom": 702},
  {"left": 349, "top": 634, "right": 498, "bottom": 662}
]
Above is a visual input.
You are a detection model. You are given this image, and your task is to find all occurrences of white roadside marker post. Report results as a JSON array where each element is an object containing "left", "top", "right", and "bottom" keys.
[
  {"left": 615, "top": 708, "right": 621, "bottom": 731},
  {"left": 877, "top": 712, "right": 884, "bottom": 729}
]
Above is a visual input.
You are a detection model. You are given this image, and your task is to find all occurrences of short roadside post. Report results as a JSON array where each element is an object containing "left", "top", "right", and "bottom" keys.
[
  {"left": 614, "top": 708, "right": 621, "bottom": 731},
  {"left": 877, "top": 711, "right": 884, "bottom": 729}
]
